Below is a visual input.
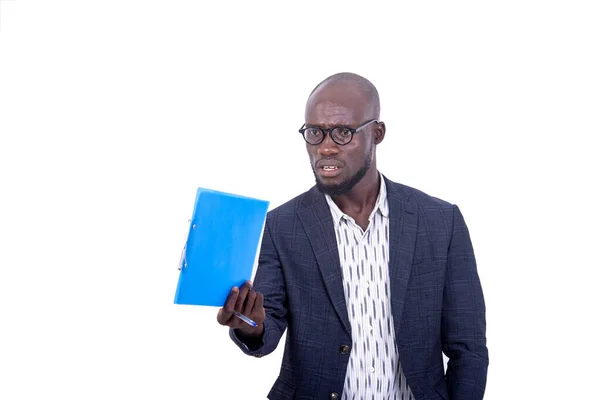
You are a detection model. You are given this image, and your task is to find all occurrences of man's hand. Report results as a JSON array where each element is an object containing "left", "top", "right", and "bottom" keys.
[{"left": 217, "top": 280, "right": 266, "bottom": 338}]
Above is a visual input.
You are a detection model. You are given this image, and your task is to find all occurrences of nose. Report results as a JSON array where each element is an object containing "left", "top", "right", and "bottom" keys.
[{"left": 317, "top": 132, "right": 340, "bottom": 157}]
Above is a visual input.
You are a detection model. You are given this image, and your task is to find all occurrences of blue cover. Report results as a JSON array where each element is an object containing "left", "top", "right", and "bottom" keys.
[{"left": 174, "top": 188, "right": 270, "bottom": 307}]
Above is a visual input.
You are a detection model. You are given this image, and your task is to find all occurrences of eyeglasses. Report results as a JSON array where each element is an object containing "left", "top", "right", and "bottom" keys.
[{"left": 299, "top": 119, "right": 378, "bottom": 146}]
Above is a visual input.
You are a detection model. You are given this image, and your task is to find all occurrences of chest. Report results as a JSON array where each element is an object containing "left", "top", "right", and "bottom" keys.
[{"left": 332, "top": 216, "right": 390, "bottom": 286}]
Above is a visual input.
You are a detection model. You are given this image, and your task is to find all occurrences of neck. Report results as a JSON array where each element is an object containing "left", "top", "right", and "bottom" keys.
[{"left": 331, "top": 167, "right": 381, "bottom": 215}]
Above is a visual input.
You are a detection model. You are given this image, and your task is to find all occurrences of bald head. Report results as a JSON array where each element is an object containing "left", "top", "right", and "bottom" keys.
[{"left": 306, "top": 72, "right": 380, "bottom": 122}]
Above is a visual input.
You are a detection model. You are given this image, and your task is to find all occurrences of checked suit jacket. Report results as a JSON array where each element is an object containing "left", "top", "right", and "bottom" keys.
[{"left": 230, "top": 175, "right": 488, "bottom": 400}]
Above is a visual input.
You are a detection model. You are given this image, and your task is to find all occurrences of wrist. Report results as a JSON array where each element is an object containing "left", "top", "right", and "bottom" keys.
[{"left": 236, "top": 323, "right": 264, "bottom": 339}]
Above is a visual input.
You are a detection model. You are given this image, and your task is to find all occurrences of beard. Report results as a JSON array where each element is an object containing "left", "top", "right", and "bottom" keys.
[{"left": 312, "top": 147, "right": 373, "bottom": 196}]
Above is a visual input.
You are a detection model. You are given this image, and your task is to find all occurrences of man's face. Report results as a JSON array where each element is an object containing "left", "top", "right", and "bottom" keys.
[{"left": 304, "top": 84, "right": 376, "bottom": 196}]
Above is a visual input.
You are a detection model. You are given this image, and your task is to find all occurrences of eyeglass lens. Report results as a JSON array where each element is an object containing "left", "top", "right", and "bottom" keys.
[{"left": 304, "top": 127, "right": 352, "bottom": 145}]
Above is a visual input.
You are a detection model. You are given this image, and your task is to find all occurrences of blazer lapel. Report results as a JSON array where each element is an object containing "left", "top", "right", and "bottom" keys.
[
  {"left": 297, "top": 187, "right": 352, "bottom": 336},
  {"left": 385, "top": 177, "right": 418, "bottom": 338}
]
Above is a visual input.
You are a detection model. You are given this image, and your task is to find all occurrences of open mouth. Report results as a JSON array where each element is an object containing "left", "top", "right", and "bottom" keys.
[{"left": 319, "top": 165, "right": 342, "bottom": 177}]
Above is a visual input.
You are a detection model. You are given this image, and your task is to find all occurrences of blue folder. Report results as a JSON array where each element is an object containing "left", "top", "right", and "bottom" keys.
[{"left": 174, "top": 188, "right": 270, "bottom": 307}]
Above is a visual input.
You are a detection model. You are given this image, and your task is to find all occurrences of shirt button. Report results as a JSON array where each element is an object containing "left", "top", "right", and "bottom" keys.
[
  {"left": 330, "top": 392, "right": 339, "bottom": 400},
  {"left": 339, "top": 345, "right": 350, "bottom": 354},
  {"left": 370, "top": 366, "right": 376, "bottom": 373}
]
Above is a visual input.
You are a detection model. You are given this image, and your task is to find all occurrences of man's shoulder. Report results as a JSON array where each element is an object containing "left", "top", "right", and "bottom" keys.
[
  {"left": 265, "top": 186, "right": 318, "bottom": 219},
  {"left": 384, "top": 177, "right": 455, "bottom": 211}
]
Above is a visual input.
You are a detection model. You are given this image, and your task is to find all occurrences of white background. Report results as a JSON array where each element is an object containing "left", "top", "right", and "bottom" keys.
[{"left": 1, "top": 1, "right": 598, "bottom": 399}]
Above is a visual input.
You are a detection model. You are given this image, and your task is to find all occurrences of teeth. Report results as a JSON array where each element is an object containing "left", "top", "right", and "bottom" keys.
[{"left": 323, "top": 166, "right": 338, "bottom": 170}]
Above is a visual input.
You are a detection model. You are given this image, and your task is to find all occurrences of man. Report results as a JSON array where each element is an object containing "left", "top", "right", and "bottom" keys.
[{"left": 217, "top": 72, "right": 488, "bottom": 399}]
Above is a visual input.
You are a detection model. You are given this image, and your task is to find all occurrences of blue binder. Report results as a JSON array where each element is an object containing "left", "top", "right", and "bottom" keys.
[{"left": 174, "top": 188, "right": 270, "bottom": 307}]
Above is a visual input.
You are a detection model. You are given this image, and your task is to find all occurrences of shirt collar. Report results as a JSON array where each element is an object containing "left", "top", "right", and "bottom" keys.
[{"left": 325, "top": 173, "right": 389, "bottom": 225}]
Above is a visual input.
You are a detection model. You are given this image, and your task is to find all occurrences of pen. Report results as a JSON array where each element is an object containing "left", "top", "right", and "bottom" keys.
[{"left": 233, "top": 311, "right": 257, "bottom": 327}]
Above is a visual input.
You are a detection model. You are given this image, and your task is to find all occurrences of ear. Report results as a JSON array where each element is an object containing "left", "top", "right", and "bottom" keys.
[{"left": 374, "top": 121, "right": 386, "bottom": 144}]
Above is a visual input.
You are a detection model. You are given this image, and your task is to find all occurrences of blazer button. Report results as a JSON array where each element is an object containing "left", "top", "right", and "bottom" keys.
[
  {"left": 330, "top": 393, "right": 339, "bottom": 400},
  {"left": 339, "top": 345, "right": 350, "bottom": 354}
]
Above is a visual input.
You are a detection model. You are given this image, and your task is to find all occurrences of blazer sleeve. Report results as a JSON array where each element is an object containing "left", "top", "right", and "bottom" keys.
[
  {"left": 230, "top": 217, "right": 288, "bottom": 357},
  {"left": 442, "top": 205, "right": 489, "bottom": 399}
]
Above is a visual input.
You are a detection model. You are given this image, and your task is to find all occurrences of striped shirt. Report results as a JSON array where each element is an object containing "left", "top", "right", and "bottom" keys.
[{"left": 325, "top": 175, "right": 414, "bottom": 400}]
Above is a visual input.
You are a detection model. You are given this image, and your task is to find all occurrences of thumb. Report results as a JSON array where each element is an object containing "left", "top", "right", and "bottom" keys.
[{"left": 217, "top": 308, "right": 230, "bottom": 324}]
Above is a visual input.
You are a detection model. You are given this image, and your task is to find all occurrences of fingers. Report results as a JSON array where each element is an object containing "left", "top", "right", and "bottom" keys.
[
  {"left": 234, "top": 281, "right": 253, "bottom": 312},
  {"left": 243, "top": 289, "right": 257, "bottom": 316},
  {"left": 226, "top": 286, "right": 240, "bottom": 310},
  {"left": 253, "top": 291, "right": 264, "bottom": 315},
  {"left": 216, "top": 286, "right": 239, "bottom": 325},
  {"left": 217, "top": 281, "right": 261, "bottom": 327},
  {"left": 216, "top": 308, "right": 229, "bottom": 325}
]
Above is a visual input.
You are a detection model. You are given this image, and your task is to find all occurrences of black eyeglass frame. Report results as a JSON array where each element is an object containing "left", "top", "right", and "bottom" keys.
[{"left": 298, "top": 119, "right": 378, "bottom": 146}]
